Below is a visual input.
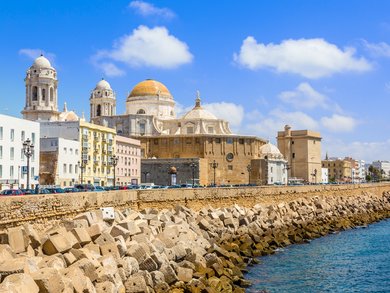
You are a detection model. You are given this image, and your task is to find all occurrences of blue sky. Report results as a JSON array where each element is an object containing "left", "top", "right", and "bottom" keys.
[{"left": 1, "top": 0, "right": 390, "bottom": 162}]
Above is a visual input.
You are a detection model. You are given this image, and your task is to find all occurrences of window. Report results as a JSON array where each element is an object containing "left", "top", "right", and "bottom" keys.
[
  {"left": 292, "top": 153, "right": 295, "bottom": 159},
  {"left": 154, "top": 139, "right": 159, "bottom": 145},
  {"left": 21, "top": 131, "right": 25, "bottom": 141},
  {"left": 75, "top": 149, "right": 79, "bottom": 155},
  {"left": 0, "top": 165, "right": 2, "bottom": 178},
  {"left": 228, "top": 165, "right": 233, "bottom": 170},
  {"left": 195, "top": 138, "right": 200, "bottom": 144},
  {"left": 140, "top": 123, "right": 146, "bottom": 135},
  {"left": 208, "top": 127, "right": 214, "bottom": 134},
  {"left": 31, "top": 167, "right": 34, "bottom": 178},
  {"left": 0, "top": 146, "right": 2, "bottom": 159},
  {"left": 292, "top": 141, "right": 294, "bottom": 145},
  {"left": 226, "top": 138, "right": 233, "bottom": 144},
  {"left": 64, "top": 147, "right": 67, "bottom": 154},
  {"left": 50, "top": 88, "right": 54, "bottom": 101},
  {"left": 75, "top": 165, "right": 78, "bottom": 174},
  {"left": 69, "top": 164, "right": 72, "bottom": 174},
  {"left": 42, "top": 88, "right": 46, "bottom": 101},
  {"left": 70, "top": 148, "right": 73, "bottom": 155},
  {"left": 186, "top": 138, "right": 192, "bottom": 144},
  {"left": 10, "top": 166, "right": 14, "bottom": 179},
  {"left": 31, "top": 133, "right": 35, "bottom": 144},
  {"left": 32, "top": 86, "right": 38, "bottom": 100},
  {"left": 21, "top": 149, "right": 24, "bottom": 160},
  {"left": 187, "top": 127, "right": 194, "bottom": 134},
  {"left": 215, "top": 138, "right": 221, "bottom": 144},
  {"left": 0, "top": 127, "right": 3, "bottom": 140},
  {"left": 10, "top": 147, "right": 14, "bottom": 160},
  {"left": 137, "top": 109, "right": 145, "bottom": 114},
  {"left": 10, "top": 129, "right": 14, "bottom": 141},
  {"left": 239, "top": 138, "right": 244, "bottom": 144},
  {"left": 63, "top": 164, "right": 67, "bottom": 174}
]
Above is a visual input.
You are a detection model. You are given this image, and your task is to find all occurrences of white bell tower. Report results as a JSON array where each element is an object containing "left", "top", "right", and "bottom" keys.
[
  {"left": 22, "top": 55, "right": 60, "bottom": 121},
  {"left": 90, "top": 78, "right": 116, "bottom": 121}
]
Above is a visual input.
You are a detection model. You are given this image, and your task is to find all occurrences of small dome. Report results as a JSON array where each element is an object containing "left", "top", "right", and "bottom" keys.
[
  {"left": 95, "top": 79, "right": 112, "bottom": 90},
  {"left": 59, "top": 111, "right": 79, "bottom": 122},
  {"left": 127, "top": 79, "right": 172, "bottom": 100},
  {"left": 182, "top": 94, "right": 217, "bottom": 120},
  {"left": 32, "top": 55, "right": 52, "bottom": 69},
  {"left": 260, "top": 142, "right": 283, "bottom": 159}
]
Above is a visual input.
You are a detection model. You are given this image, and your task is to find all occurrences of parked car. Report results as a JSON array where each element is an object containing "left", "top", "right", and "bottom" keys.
[
  {"left": 46, "top": 187, "right": 65, "bottom": 194},
  {"left": 94, "top": 186, "right": 105, "bottom": 192},
  {"left": 74, "top": 184, "right": 96, "bottom": 192},
  {"left": 64, "top": 187, "right": 79, "bottom": 193},
  {"left": 21, "top": 188, "right": 35, "bottom": 195},
  {"left": 0, "top": 189, "right": 24, "bottom": 196},
  {"left": 37, "top": 188, "right": 51, "bottom": 194}
]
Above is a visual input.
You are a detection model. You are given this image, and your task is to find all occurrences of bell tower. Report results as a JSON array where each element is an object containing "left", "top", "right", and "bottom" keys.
[
  {"left": 90, "top": 78, "right": 116, "bottom": 121},
  {"left": 22, "top": 55, "right": 60, "bottom": 121}
]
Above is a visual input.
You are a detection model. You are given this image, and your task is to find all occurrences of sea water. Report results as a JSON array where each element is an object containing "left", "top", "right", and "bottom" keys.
[{"left": 246, "top": 219, "right": 390, "bottom": 293}]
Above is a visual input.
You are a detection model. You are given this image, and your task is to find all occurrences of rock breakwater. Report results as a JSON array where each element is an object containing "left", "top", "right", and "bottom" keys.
[{"left": 0, "top": 191, "right": 389, "bottom": 292}]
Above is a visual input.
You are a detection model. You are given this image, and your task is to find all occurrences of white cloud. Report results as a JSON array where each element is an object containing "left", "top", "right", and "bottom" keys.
[
  {"left": 323, "top": 137, "right": 390, "bottom": 162},
  {"left": 98, "top": 62, "right": 125, "bottom": 77},
  {"left": 363, "top": 40, "right": 390, "bottom": 57},
  {"left": 93, "top": 26, "right": 193, "bottom": 70},
  {"left": 321, "top": 114, "right": 357, "bottom": 132},
  {"left": 244, "top": 108, "right": 319, "bottom": 139},
  {"left": 129, "top": 1, "right": 175, "bottom": 19},
  {"left": 234, "top": 37, "right": 372, "bottom": 78},
  {"left": 19, "top": 48, "right": 56, "bottom": 64},
  {"left": 203, "top": 102, "right": 244, "bottom": 130},
  {"left": 279, "top": 82, "right": 328, "bottom": 109}
]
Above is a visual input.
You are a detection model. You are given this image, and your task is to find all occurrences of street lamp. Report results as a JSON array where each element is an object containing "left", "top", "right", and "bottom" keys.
[
  {"left": 311, "top": 169, "right": 317, "bottom": 184},
  {"left": 246, "top": 164, "right": 252, "bottom": 185},
  {"left": 78, "top": 160, "right": 86, "bottom": 184},
  {"left": 22, "top": 138, "right": 34, "bottom": 189},
  {"left": 111, "top": 155, "right": 119, "bottom": 187},
  {"left": 189, "top": 160, "right": 197, "bottom": 187},
  {"left": 142, "top": 171, "right": 150, "bottom": 183},
  {"left": 210, "top": 160, "right": 218, "bottom": 186}
]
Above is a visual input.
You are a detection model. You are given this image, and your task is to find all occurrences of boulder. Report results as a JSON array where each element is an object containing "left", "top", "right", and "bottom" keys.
[{"left": 42, "top": 234, "right": 72, "bottom": 255}]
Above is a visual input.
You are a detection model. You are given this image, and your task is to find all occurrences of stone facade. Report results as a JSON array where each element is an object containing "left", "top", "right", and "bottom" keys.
[
  {"left": 277, "top": 125, "right": 322, "bottom": 183},
  {"left": 115, "top": 136, "right": 141, "bottom": 186},
  {"left": 322, "top": 158, "right": 352, "bottom": 183}
]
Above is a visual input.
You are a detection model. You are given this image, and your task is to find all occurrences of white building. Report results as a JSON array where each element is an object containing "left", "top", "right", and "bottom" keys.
[
  {"left": 321, "top": 168, "right": 329, "bottom": 184},
  {"left": 0, "top": 114, "right": 40, "bottom": 190},
  {"left": 357, "top": 160, "right": 366, "bottom": 183},
  {"left": 372, "top": 160, "right": 390, "bottom": 178},
  {"left": 115, "top": 136, "right": 141, "bottom": 186},
  {"left": 40, "top": 137, "right": 80, "bottom": 187}
]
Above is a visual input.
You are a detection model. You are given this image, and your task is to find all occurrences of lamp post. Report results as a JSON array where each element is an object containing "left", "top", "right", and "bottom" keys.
[
  {"left": 78, "top": 160, "right": 86, "bottom": 184},
  {"left": 22, "top": 138, "right": 34, "bottom": 189},
  {"left": 210, "top": 160, "right": 218, "bottom": 186},
  {"left": 246, "top": 164, "right": 252, "bottom": 185},
  {"left": 111, "top": 155, "right": 119, "bottom": 188},
  {"left": 142, "top": 171, "right": 150, "bottom": 183},
  {"left": 189, "top": 160, "right": 197, "bottom": 187},
  {"left": 311, "top": 168, "right": 317, "bottom": 184}
]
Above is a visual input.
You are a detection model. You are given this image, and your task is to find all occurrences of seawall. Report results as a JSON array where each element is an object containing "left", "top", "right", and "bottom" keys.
[{"left": 0, "top": 183, "right": 390, "bottom": 229}]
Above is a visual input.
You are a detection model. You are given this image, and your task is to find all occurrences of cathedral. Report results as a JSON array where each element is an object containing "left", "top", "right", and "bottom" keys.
[{"left": 21, "top": 55, "right": 288, "bottom": 186}]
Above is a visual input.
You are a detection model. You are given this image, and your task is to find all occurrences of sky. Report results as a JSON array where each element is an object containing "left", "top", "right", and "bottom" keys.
[{"left": 1, "top": 0, "right": 390, "bottom": 163}]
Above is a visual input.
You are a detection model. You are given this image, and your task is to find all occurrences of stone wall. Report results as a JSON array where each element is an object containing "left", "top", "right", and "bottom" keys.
[{"left": 1, "top": 183, "right": 390, "bottom": 229}]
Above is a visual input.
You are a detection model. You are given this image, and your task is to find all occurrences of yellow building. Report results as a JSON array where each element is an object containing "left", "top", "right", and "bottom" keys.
[
  {"left": 277, "top": 125, "right": 322, "bottom": 183},
  {"left": 322, "top": 158, "right": 352, "bottom": 183},
  {"left": 79, "top": 120, "right": 116, "bottom": 186}
]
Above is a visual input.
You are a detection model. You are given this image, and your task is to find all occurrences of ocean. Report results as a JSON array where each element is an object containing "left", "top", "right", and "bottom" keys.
[{"left": 246, "top": 218, "right": 390, "bottom": 293}]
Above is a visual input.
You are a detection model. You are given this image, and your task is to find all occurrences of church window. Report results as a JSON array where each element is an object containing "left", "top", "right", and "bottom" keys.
[
  {"left": 226, "top": 138, "right": 233, "bottom": 144},
  {"left": 139, "top": 123, "right": 146, "bottom": 135},
  {"left": 174, "top": 138, "right": 180, "bottom": 145},
  {"left": 170, "top": 111, "right": 174, "bottom": 116},
  {"left": 292, "top": 153, "right": 295, "bottom": 159},
  {"left": 32, "top": 86, "right": 38, "bottom": 101},
  {"left": 215, "top": 138, "right": 221, "bottom": 144},
  {"left": 97, "top": 105, "right": 101, "bottom": 117},
  {"left": 239, "top": 139, "right": 244, "bottom": 144},
  {"left": 137, "top": 109, "right": 146, "bottom": 114},
  {"left": 226, "top": 153, "right": 234, "bottom": 162},
  {"left": 292, "top": 141, "right": 294, "bottom": 144},
  {"left": 42, "top": 88, "right": 46, "bottom": 101},
  {"left": 187, "top": 126, "right": 194, "bottom": 134},
  {"left": 208, "top": 127, "right": 214, "bottom": 134}
]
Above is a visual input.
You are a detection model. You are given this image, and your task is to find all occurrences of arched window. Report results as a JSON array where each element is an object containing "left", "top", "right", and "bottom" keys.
[
  {"left": 42, "top": 88, "right": 46, "bottom": 101},
  {"left": 50, "top": 88, "right": 54, "bottom": 101},
  {"left": 32, "top": 86, "right": 38, "bottom": 101},
  {"left": 139, "top": 122, "right": 146, "bottom": 135},
  {"left": 137, "top": 109, "right": 146, "bottom": 114},
  {"left": 97, "top": 105, "right": 101, "bottom": 116}
]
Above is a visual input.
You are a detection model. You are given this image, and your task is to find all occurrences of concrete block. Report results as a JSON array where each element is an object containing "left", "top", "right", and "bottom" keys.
[
  {"left": 64, "top": 267, "right": 96, "bottom": 293},
  {"left": 118, "top": 222, "right": 141, "bottom": 236},
  {"left": 124, "top": 274, "right": 148, "bottom": 293},
  {"left": 176, "top": 267, "right": 193, "bottom": 283},
  {"left": 71, "top": 258, "right": 99, "bottom": 282},
  {"left": 160, "top": 263, "right": 178, "bottom": 284},
  {"left": 63, "top": 252, "right": 77, "bottom": 266},
  {"left": 31, "top": 267, "right": 66, "bottom": 293},
  {"left": 0, "top": 244, "right": 16, "bottom": 263},
  {"left": 109, "top": 225, "right": 130, "bottom": 240},
  {"left": 65, "top": 231, "right": 81, "bottom": 249},
  {"left": 0, "top": 273, "right": 39, "bottom": 293},
  {"left": 86, "top": 223, "right": 104, "bottom": 241},
  {"left": 74, "top": 210, "right": 103, "bottom": 226},
  {"left": 95, "top": 281, "right": 116, "bottom": 293},
  {"left": 126, "top": 243, "right": 147, "bottom": 263},
  {"left": 101, "top": 207, "right": 115, "bottom": 221},
  {"left": 139, "top": 256, "right": 158, "bottom": 272},
  {"left": 8, "top": 226, "right": 29, "bottom": 253},
  {"left": 94, "top": 232, "right": 115, "bottom": 246},
  {"left": 114, "top": 235, "right": 127, "bottom": 257},
  {"left": 71, "top": 228, "right": 92, "bottom": 246},
  {"left": 42, "top": 234, "right": 72, "bottom": 255},
  {"left": 100, "top": 243, "right": 121, "bottom": 262},
  {"left": 39, "top": 255, "right": 66, "bottom": 270},
  {"left": 23, "top": 224, "right": 41, "bottom": 249}
]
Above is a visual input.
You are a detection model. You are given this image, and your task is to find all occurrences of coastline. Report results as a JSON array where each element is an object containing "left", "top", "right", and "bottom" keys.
[{"left": 0, "top": 187, "right": 389, "bottom": 292}]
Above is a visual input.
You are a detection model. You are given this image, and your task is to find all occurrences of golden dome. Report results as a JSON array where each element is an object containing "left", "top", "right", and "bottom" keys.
[{"left": 128, "top": 79, "right": 172, "bottom": 100}]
